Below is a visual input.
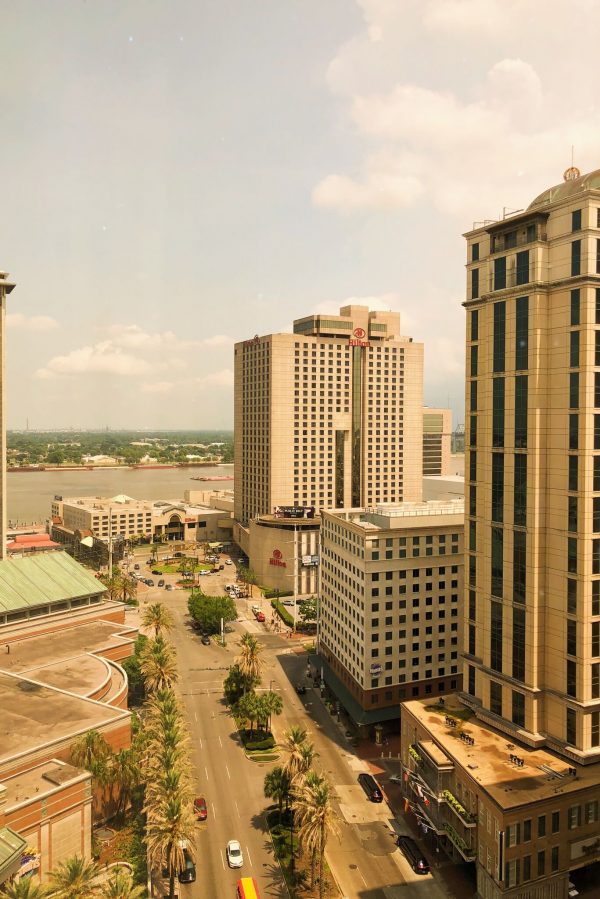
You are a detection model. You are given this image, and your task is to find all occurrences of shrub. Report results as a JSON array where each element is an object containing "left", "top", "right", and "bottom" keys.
[
  {"left": 245, "top": 735, "right": 276, "bottom": 751},
  {"left": 264, "top": 588, "right": 293, "bottom": 600},
  {"left": 271, "top": 599, "right": 294, "bottom": 627}
]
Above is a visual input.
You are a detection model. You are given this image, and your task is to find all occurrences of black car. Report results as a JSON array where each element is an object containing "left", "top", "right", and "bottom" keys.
[
  {"left": 358, "top": 772, "right": 383, "bottom": 803},
  {"left": 152, "top": 568, "right": 161, "bottom": 575},
  {"left": 296, "top": 684, "right": 307, "bottom": 695},
  {"left": 178, "top": 849, "right": 196, "bottom": 883},
  {"left": 157, "top": 579, "right": 165, "bottom": 588},
  {"left": 146, "top": 579, "right": 155, "bottom": 587},
  {"left": 397, "top": 835, "right": 430, "bottom": 875},
  {"left": 201, "top": 634, "right": 211, "bottom": 645}
]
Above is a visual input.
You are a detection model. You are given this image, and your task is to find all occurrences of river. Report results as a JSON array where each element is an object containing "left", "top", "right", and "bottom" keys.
[{"left": 7, "top": 465, "right": 234, "bottom": 525}]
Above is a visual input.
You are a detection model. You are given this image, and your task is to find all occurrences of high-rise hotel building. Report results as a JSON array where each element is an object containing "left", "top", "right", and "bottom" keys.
[
  {"left": 0, "top": 272, "right": 15, "bottom": 561},
  {"left": 233, "top": 305, "right": 424, "bottom": 588},
  {"left": 400, "top": 169, "right": 600, "bottom": 899}
]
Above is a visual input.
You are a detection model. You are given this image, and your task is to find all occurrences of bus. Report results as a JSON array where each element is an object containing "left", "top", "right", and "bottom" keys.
[{"left": 236, "top": 876, "right": 260, "bottom": 899}]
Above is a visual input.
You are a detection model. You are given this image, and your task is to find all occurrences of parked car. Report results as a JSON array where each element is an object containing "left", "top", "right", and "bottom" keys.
[
  {"left": 296, "top": 684, "right": 306, "bottom": 695},
  {"left": 134, "top": 563, "right": 140, "bottom": 570},
  {"left": 225, "top": 559, "right": 233, "bottom": 565},
  {"left": 201, "top": 634, "right": 211, "bottom": 645},
  {"left": 174, "top": 552, "right": 184, "bottom": 557},
  {"left": 389, "top": 774, "right": 403, "bottom": 785},
  {"left": 227, "top": 840, "right": 243, "bottom": 869},
  {"left": 282, "top": 600, "right": 295, "bottom": 607},
  {"left": 397, "top": 836, "right": 430, "bottom": 875},
  {"left": 152, "top": 569, "right": 161, "bottom": 575},
  {"left": 165, "top": 584, "right": 174, "bottom": 591},
  {"left": 157, "top": 579, "right": 165, "bottom": 588},
  {"left": 358, "top": 772, "right": 383, "bottom": 803},
  {"left": 255, "top": 611, "right": 265, "bottom": 622},
  {"left": 194, "top": 796, "right": 208, "bottom": 821},
  {"left": 178, "top": 848, "right": 196, "bottom": 883},
  {"left": 146, "top": 579, "right": 155, "bottom": 587},
  {"left": 219, "top": 564, "right": 225, "bottom": 570}
]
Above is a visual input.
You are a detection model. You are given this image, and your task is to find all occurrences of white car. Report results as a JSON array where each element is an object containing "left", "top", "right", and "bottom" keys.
[
  {"left": 226, "top": 840, "right": 243, "bottom": 869},
  {"left": 282, "top": 600, "right": 296, "bottom": 607},
  {"left": 389, "top": 774, "right": 403, "bottom": 784},
  {"left": 225, "top": 559, "right": 233, "bottom": 565}
]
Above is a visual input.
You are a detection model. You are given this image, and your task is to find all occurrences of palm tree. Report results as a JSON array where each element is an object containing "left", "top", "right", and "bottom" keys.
[
  {"left": 111, "top": 748, "right": 140, "bottom": 818},
  {"left": 0, "top": 880, "right": 49, "bottom": 899},
  {"left": 235, "top": 633, "right": 263, "bottom": 688},
  {"left": 295, "top": 742, "right": 319, "bottom": 786},
  {"left": 118, "top": 574, "right": 137, "bottom": 605},
  {"left": 100, "top": 868, "right": 145, "bottom": 899},
  {"left": 71, "top": 729, "right": 111, "bottom": 772},
  {"left": 281, "top": 726, "right": 308, "bottom": 782},
  {"left": 259, "top": 690, "right": 283, "bottom": 733},
  {"left": 141, "top": 603, "right": 174, "bottom": 639},
  {"left": 263, "top": 765, "right": 291, "bottom": 824},
  {"left": 49, "top": 855, "right": 100, "bottom": 899},
  {"left": 234, "top": 691, "right": 261, "bottom": 735},
  {"left": 139, "top": 637, "right": 178, "bottom": 692},
  {"left": 295, "top": 779, "right": 340, "bottom": 898},
  {"left": 145, "top": 796, "right": 196, "bottom": 899}
]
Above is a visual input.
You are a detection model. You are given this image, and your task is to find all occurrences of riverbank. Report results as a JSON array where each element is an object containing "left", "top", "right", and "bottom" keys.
[{"left": 8, "top": 461, "right": 227, "bottom": 473}]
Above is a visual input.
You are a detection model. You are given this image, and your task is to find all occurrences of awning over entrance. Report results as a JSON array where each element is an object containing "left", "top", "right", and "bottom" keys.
[
  {"left": 314, "top": 654, "right": 399, "bottom": 727},
  {"left": 0, "top": 827, "right": 27, "bottom": 886}
]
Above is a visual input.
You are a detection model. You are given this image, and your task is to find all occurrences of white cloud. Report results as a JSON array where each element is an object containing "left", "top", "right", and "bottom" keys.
[
  {"left": 7, "top": 312, "right": 58, "bottom": 332},
  {"left": 102, "top": 324, "right": 234, "bottom": 352},
  {"left": 140, "top": 381, "right": 174, "bottom": 394},
  {"left": 313, "top": 293, "right": 402, "bottom": 316},
  {"left": 423, "top": 0, "right": 507, "bottom": 36},
  {"left": 35, "top": 342, "right": 149, "bottom": 378},
  {"left": 195, "top": 369, "right": 234, "bottom": 389}
]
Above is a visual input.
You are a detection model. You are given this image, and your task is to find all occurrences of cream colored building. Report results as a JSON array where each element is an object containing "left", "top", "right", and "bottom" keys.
[
  {"left": 423, "top": 407, "right": 452, "bottom": 476},
  {"left": 51, "top": 495, "right": 154, "bottom": 541},
  {"left": 0, "top": 273, "right": 15, "bottom": 561},
  {"left": 319, "top": 500, "right": 464, "bottom": 727},
  {"left": 234, "top": 304, "right": 424, "bottom": 588},
  {"left": 398, "top": 168, "right": 600, "bottom": 899}
]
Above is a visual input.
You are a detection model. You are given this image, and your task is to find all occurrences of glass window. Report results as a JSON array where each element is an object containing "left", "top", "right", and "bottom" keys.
[
  {"left": 596, "top": 288, "right": 600, "bottom": 324},
  {"left": 537, "top": 850, "right": 545, "bottom": 877},
  {"left": 513, "top": 607, "right": 525, "bottom": 682},
  {"left": 569, "top": 455, "right": 579, "bottom": 492},
  {"left": 592, "top": 711, "right": 600, "bottom": 747},
  {"left": 592, "top": 663, "right": 600, "bottom": 699},
  {"left": 594, "top": 497, "right": 600, "bottom": 532},
  {"left": 551, "top": 810, "right": 560, "bottom": 833},
  {"left": 513, "top": 530, "right": 526, "bottom": 604},
  {"left": 596, "top": 332, "right": 600, "bottom": 367},
  {"left": 468, "top": 665, "right": 476, "bottom": 696},
  {"left": 515, "top": 375, "right": 528, "bottom": 448},
  {"left": 596, "top": 373, "right": 600, "bottom": 408},
  {"left": 567, "top": 708, "right": 576, "bottom": 745},
  {"left": 490, "top": 601, "right": 503, "bottom": 671},
  {"left": 469, "top": 450, "right": 477, "bottom": 483},
  {"left": 493, "top": 378, "right": 505, "bottom": 447},
  {"left": 470, "top": 379, "right": 477, "bottom": 411},
  {"left": 568, "top": 537, "right": 577, "bottom": 574},
  {"left": 594, "top": 581, "right": 600, "bottom": 616},
  {"left": 567, "top": 619, "right": 577, "bottom": 656},
  {"left": 567, "top": 659, "right": 577, "bottom": 697},
  {"left": 469, "top": 485, "right": 476, "bottom": 517},
  {"left": 572, "top": 209, "right": 582, "bottom": 231},
  {"left": 567, "top": 578, "right": 577, "bottom": 615},
  {"left": 493, "top": 301, "right": 506, "bottom": 371},
  {"left": 551, "top": 846, "right": 559, "bottom": 872},
  {"left": 471, "top": 268, "right": 480, "bottom": 299},
  {"left": 594, "top": 541, "right": 600, "bottom": 576},
  {"left": 571, "top": 288, "right": 581, "bottom": 325},
  {"left": 512, "top": 690, "right": 525, "bottom": 727},
  {"left": 472, "top": 243, "right": 480, "bottom": 262},
  {"left": 490, "top": 680, "right": 502, "bottom": 716},
  {"left": 538, "top": 816, "right": 546, "bottom": 838},
  {"left": 515, "top": 296, "right": 528, "bottom": 369},
  {"left": 592, "top": 621, "right": 600, "bottom": 656},
  {"left": 570, "top": 372, "right": 580, "bottom": 409},
  {"left": 471, "top": 309, "right": 479, "bottom": 339},
  {"left": 491, "top": 527, "right": 503, "bottom": 598},
  {"left": 572, "top": 240, "right": 581, "bottom": 276},
  {"left": 470, "top": 414, "right": 477, "bottom": 448},
  {"left": 514, "top": 454, "right": 527, "bottom": 526},
  {"left": 494, "top": 256, "right": 507, "bottom": 291},
  {"left": 469, "top": 520, "right": 476, "bottom": 552},
  {"left": 570, "top": 330, "right": 580, "bottom": 367},
  {"left": 516, "top": 250, "right": 529, "bottom": 286},
  {"left": 523, "top": 819, "right": 531, "bottom": 842},
  {"left": 570, "top": 413, "right": 579, "bottom": 450},
  {"left": 568, "top": 495, "right": 578, "bottom": 532},
  {"left": 470, "top": 344, "right": 478, "bottom": 376},
  {"left": 491, "top": 453, "right": 504, "bottom": 522}
]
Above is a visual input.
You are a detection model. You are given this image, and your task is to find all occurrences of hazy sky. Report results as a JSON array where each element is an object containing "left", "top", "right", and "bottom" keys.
[{"left": 2, "top": 0, "right": 600, "bottom": 429}]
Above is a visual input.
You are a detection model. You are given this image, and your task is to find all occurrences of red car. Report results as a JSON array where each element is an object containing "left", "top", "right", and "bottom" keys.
[{"left": 194, "top": 797, "right": 208, "bottom": 821}]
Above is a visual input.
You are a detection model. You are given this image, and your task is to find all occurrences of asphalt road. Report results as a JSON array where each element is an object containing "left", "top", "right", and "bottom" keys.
[{"left": 133, "top": 554, "right": 450, "bottom": 899}]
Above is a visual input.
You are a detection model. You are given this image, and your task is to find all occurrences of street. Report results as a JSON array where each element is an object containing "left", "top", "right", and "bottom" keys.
[{"left": 132, "top": 552, "right": 452, "bottom": 899}]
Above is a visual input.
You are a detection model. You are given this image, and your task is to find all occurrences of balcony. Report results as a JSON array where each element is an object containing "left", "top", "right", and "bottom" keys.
[
  {"left": 443, "top": 823, "right": 476, "bottom": 861},
  {"left": 441, "top": 789, "right": 477, "bottom": 828}
]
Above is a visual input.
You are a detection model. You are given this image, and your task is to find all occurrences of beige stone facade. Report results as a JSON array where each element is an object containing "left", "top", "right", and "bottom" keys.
[
  {"left": 234, "top": 305, "right": 424, "bottom": 529},
  {"left": 423, "top": 407, "right": 452, "bottom": 476},
  {"left": 400, "top": 168, "right": 600, "bottom": 898},
  {"left": 319, "top": 501, "right": 464, "bottom": 725}
]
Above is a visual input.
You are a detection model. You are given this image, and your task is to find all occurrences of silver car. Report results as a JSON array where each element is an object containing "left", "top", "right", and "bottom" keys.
[{"left": 226, "top": 840, "right": 243, "bottom": 869}]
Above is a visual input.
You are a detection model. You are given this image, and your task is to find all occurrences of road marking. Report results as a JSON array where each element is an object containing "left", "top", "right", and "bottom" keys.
[
  {"left": 225, "top": 764, "right": 231, "bottom": 780},
  {"left": 246, "top": 846, "right": 253, "bottom": 867},
  {"left": 218, "top": 735, "right": 223, "bottom": 748},
  {"left": 199, "top": 737, "right": 203, "bottom": 750},
  {"left": 194, "top": 711, "right": 198, "bottom": 722},
  {"left": 220, "top": 850, "right": 225, "bottom": 871},
  {"left": 211, "top": 802, "right": 216, "bottom": 819},
  {"left": 205, "top": 766, "right": 209, "bottom": 781},
  {"left": 357, "top": 867, "right": 367, "bottom": 887},
  {"left": 234, "top": 800, "right": 240, "bottom": 818}
]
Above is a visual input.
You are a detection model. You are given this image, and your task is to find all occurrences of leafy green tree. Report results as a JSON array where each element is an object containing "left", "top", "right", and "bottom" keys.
[
  {"left": 223, "top": 664, "right": 258, "bottom": 706},
  {"left": 298, "top": 596, "right": 318, "bottom": 623},
  {"left": 187, "top": 594, "right": 237, "bottom": 634},
  {"left": 49, "top": 855, "right": 100, "bottom": 899},
  {"left": 258, "top": 690, "right": 283, "bottom": 733},
  {"left": 234, "top": 691, "right": 261, "bottom": 734},
  {"left": 121, "top": 636, "right": 148, "bottom": 704}
]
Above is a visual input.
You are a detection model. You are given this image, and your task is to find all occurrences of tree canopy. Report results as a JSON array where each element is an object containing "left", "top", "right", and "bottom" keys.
[{"left": 187, "top": 593, "right": 237, "bottom": 634}]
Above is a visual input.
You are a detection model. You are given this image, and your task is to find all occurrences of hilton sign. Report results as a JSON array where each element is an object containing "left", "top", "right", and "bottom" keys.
[
  {"left": 349, "top": 326, "right": 370, "bottom": 347},
  {"left": 269, "top": 548, "right": 287, "bottom": 568}
]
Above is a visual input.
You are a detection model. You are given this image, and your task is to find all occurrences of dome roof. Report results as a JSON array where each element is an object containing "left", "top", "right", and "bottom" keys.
[{"left": 528, "top": 167, "right": 600, "bottom": 209}]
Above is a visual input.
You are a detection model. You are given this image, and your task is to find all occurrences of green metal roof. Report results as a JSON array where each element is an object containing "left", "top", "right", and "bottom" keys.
[
  {"left": 0, "top": 826, "right": 27, "bottom": 883},
  {"left": 0, "top": 552, "right": 104, "bottom": 614}
]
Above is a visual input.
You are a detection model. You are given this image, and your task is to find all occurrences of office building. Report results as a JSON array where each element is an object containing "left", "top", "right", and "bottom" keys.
[
  {"left": 423, "top": 408, "right": 452, "bottom": 476},
  {"left": 0, "top": 273, "right": 15, "bottom": 560},
  {"left": 234, "top": 304, "right": 424, "bottom": 589},
  {"left": 319, "top": 501, "right": 464, "bottom": 728},
  {"left": 400, "top": 167, "right": 600, "bottom": 898}
]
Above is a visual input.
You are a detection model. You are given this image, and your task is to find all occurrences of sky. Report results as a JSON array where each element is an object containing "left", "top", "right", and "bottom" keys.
[{"left": 2, "top": 0, "right": 600, "bottom": 430}]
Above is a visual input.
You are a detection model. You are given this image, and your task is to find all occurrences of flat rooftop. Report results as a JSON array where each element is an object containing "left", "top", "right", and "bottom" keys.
[
  {"left": 0, "top": 672, "right": 128, "bottom": 771},
  {"left": 405, "top": 695, "right": 600, "bottom": 811},
  {"left": 0, "top": 620, "right": 136, "bottom": 674},
  {"left": 3, "top": 760, "right": 88, "bottom": 810}
]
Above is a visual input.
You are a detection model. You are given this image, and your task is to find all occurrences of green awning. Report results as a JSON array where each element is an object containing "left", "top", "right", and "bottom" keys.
[
  {"left": 0, "top": 552, "right": 104, "bottom": 614},
  {"left": 315, "top": 654, "right": 400, "bottom": 726},
  {"left": 0, "top": 827, "right": 27, "bottom": 885}
]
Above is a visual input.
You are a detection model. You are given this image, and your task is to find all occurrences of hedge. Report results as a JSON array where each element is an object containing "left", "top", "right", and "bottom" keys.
[
  {"left": 245, "top": 735, "right": 276, "bottom": 751},
  {"left": 264, "top": 588, "right": 293, "bottom": 600},
  {"left": 271, "top": 599, "right": 294, "bottom": 627}
]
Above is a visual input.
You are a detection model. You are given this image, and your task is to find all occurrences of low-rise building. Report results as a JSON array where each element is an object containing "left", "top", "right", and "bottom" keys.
[
  {"left": 423, "top": 408, "right": 453, "bottom": 476},
  {"left": 318, "top": 501, "right": 464, "bottom": 731}
]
